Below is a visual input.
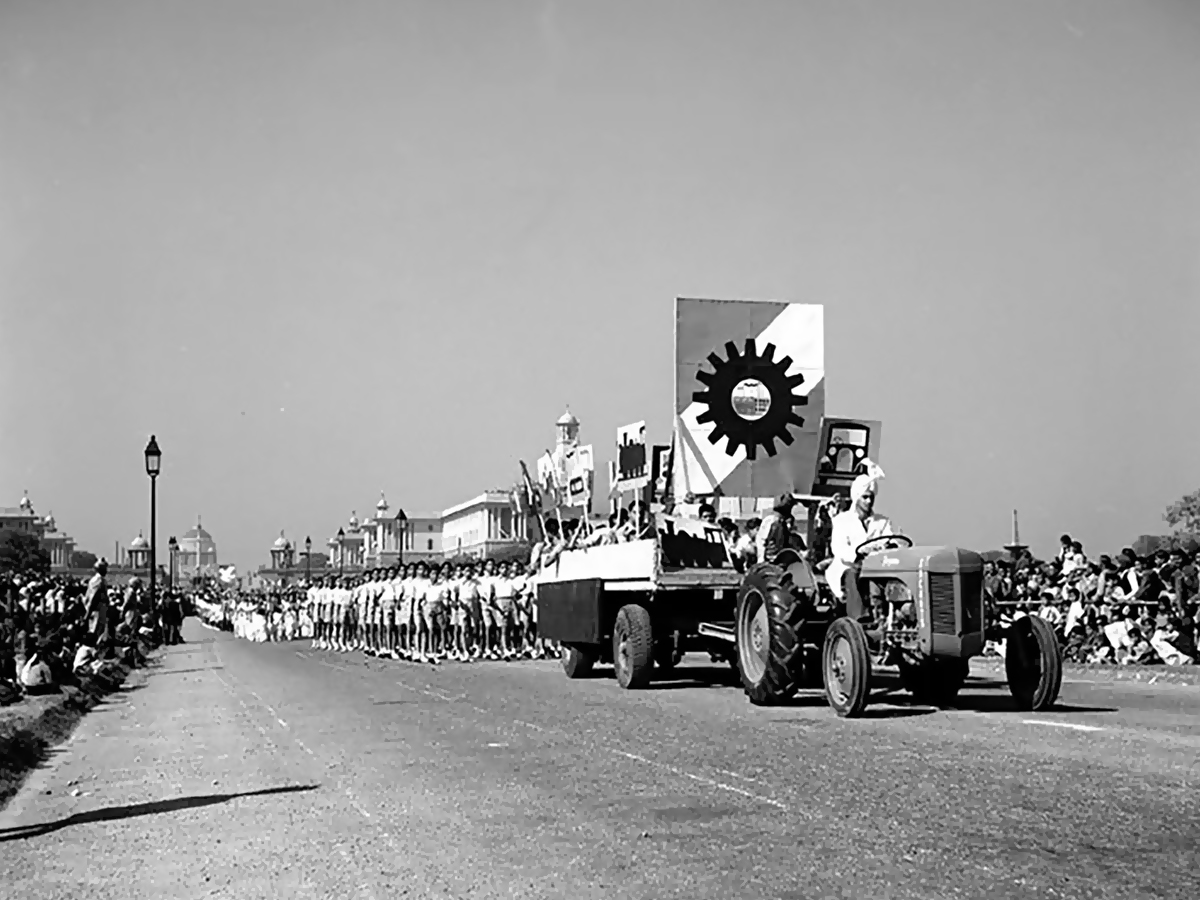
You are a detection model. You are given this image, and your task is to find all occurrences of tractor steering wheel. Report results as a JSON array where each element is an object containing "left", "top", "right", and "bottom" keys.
[{"left": 855, "top": 534, "right": 913, "bottom": 559}]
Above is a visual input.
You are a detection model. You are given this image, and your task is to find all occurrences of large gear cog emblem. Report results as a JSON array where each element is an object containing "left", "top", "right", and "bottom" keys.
[{"left": 692, "top": 338, "right": 807, "bottom": 460}]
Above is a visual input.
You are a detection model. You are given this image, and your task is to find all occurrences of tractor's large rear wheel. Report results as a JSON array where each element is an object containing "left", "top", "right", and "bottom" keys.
[
  {"left": 613, "top": 604, "right": 654, "bottom": 689},
  {"left": 823, "top": 617, "right": 872, "bottom": 718},
  {"left": 899, "top": 657, "right": 969, "bottom": 707},
  {"left": 1006, "top": 614, "right": 1062, "bottom": 711},
  {"left": 735, "top": 564, "right": 810, "bottom": 705},
  {"left": 561, "top": 643, "right": 598, "bottom": 679}
]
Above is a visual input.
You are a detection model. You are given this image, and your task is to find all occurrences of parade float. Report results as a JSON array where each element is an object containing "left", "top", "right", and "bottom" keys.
[{"left": 524, "top": 298, "right": 1062, "bottom": 718}]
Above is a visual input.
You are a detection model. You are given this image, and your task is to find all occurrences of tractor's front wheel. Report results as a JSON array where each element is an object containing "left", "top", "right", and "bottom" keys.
[
  {"left": 823, "top": 617, "right": 872, "bottom": 718},
  {"left": 613, "top": 604, "right": 654, "bottom": 689},
  {"left": 1006, "top": 614, "right": 1063, "bottom": 711},
  {"left": 735, "top": 564, "right": 810, "bottom": 705}
]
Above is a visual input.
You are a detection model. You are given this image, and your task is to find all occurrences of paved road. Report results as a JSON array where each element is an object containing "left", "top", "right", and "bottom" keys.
[{"left": 2, "top": 621, "right": 1198, "bottom": 900}]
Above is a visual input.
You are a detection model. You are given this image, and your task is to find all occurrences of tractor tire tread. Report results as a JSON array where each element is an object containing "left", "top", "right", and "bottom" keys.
[{"left": 738, "top": 563, "right": 811, "bottom": 705}]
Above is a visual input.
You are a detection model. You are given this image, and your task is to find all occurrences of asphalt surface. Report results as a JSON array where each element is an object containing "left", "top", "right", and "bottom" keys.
[{"left": 1, "top": 621, "right": 1198, "bottom": 900}]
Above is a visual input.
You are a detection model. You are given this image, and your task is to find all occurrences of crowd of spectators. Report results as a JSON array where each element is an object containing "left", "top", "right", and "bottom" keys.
[
  {"left": 983, "top": 535, "right": 1200, "bottom": 666},
  {"left": 0, "top": 559, "right": 186, "bottom": 705}
]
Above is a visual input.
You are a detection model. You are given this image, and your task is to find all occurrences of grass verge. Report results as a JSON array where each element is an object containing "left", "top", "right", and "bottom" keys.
[{"left": 0, "top": 662, "right": 143, "bottom": 809}]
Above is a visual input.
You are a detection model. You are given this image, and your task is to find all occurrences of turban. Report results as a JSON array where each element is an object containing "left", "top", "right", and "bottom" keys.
[{"left": 850, "top": 459, "right": 885, "bottom": 503}]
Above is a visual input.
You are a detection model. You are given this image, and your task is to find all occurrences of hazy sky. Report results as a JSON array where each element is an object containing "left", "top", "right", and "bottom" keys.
[{"left": 2, "top": 0, "right": 1198, "bottom": 569}]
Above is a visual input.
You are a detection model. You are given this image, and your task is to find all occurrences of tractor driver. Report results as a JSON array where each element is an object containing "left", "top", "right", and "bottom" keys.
[{"left": 826, "top": 460, "right": 894, "bottom": 622}]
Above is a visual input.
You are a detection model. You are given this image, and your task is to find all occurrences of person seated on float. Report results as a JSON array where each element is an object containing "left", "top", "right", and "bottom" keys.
[
  {"left": 825, "top": 461, "right": 895, "bottom": 622},
  {"left": 736, "top": 517, "right": 760, "bottom": 566},
  {"left": 529, "top": 518, "right": 565, "bottom": 572},
  {"left": 581, "top": 511, "right": 625, "bottom": 548},
  {"left": 615, "top": 502, "right": 653, "bottom": 542},
  {"left": 698, "top": 503, "right": 717, "bottom": 525},
  {"left": 717, "top": 517, "right": 739, "bottom": 553},
  {"left": 755, "top": 494, "right": 805, "bottom": 564}
]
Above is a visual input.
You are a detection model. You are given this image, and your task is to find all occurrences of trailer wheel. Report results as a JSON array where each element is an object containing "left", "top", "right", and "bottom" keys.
[
  {"left": 613, "top": 604, "right": 654, "bottom": 689},
  {"left": 899, "top": 657, "right": 968, "bottom": 707},
  {"left": 823, "top": 617, "right": 872, "bottom": 718},
  {"left": 735, "top": 564, "right": 809, "bottom": 705},
  {"left": 1006, "top": 614, "right": 1062, "bottom": 711},
  {"left": 561, "top": 643, "right": 598, "bottom": 679}
]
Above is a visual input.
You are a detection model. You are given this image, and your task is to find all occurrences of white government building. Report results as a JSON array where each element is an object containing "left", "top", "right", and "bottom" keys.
[
  {"left": 312, "top": 408, "right": 581, "bottom": 568},
  {"left": 438, "top": 407, "right": 579, "bottom": 560}
]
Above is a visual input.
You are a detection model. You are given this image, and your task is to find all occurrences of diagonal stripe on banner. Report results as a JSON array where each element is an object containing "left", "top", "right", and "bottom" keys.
[{"left": 676, "top": 413, "right": 723, "bottom": 496}]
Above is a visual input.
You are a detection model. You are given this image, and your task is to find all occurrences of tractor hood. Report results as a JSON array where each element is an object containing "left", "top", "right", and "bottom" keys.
[{"left": 860, "top": 546, "right": 984, "bottom": 576}]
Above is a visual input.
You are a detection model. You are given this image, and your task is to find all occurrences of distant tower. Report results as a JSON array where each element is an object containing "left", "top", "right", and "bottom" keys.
[
  {"left": 555, "top": 407, "right": 580, "bottom": 450},
  {"left": 1004, "top": 509, "right": 1027, "bottom": 562}
]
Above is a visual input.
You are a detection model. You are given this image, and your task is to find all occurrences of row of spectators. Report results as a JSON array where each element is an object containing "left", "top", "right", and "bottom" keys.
[
  {"left": 0, "top": 559, "right": 186, "bottom": 703},
  {"left": 984, "top": 535, "right": 1200, "bottom": 666}
]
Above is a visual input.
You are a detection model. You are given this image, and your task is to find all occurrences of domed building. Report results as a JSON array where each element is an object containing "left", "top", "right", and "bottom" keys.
[
  {"left": 0, "top": 491, "right": 77, "bottom": 571},
  {"left": 269, "top": 531, "right": 295, "bottom": 570},
  {"left": 328, "top": 509, "right": 367, "bottom": 572},
  {"left": 176, "top": 516, "right": 219, "bottom": 582},
  {"left": 359, "top": 491, "right": 414, "bottom": 569},
  {"left": 556, "top": 407, "right": 580, "bottom": 449},
  {"left": 128, "top": 532, "right": 151, "bottom": 570}
]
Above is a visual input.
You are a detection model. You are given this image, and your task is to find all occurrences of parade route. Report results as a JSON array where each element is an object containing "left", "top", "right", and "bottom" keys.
[{"left": 2, "top": 622, "right": 1197, "bottom": 900}]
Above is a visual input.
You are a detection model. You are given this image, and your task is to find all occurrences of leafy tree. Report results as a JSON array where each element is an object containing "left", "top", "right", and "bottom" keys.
[
  {"left": 70, "top": 549, "right": 98, "bottom": 570},
  {"left": 1164, "top": 489, "right": 1200, "bottom": 534},
  {"left": 0, "top": 529, "right": 52, "bottom": 576}
]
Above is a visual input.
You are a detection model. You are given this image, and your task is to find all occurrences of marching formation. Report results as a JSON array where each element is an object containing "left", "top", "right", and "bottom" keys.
[
  {"left": 193, "top": 558, "right": 561, "bottom": 663},
  {"left": 309, "top": 559, "right": 552, "bottom": 662}
]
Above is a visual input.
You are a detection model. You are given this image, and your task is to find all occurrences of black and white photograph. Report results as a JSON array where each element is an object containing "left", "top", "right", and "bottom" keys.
[{"left": 1, "top": 1, "right": 1198, "bottom": 897}]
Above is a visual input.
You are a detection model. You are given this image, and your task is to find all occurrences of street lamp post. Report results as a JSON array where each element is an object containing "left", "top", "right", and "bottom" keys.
[
  {"left": 168, "top": 535, "right": 178, "bottom": 590},
  {"left": 305, "top": 535, "right": 312, "bottom": 582},
  {"left": 144, "top": 436, "right": 162, "bottom": 604},
  {"left": 394, "top": 509, "right": 407, "bottom": 565},
  {"left": 337, "top": 527, "right": 345, "bottom": 577}
]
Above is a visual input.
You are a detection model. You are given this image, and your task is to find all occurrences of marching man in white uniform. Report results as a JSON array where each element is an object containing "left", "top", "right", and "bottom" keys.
[{"left": 826, "top": 460, "right": 894, "bottom": 622}]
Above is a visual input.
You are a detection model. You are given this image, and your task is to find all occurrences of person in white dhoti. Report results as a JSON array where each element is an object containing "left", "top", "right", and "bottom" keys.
[{"left": 825, "top": 460, "right": 895, "bottom": 622}]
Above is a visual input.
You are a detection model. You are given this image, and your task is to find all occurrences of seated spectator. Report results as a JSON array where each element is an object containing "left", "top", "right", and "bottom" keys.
[
  {"left": 1150, "top": 617, "right": 1194, "bottom": 666},
  {"left": 1120, "top": 625, "right": 1156, "bottom": 665},
  {"left": 19, "top": 644, "right": 57, "bottom": 695}
]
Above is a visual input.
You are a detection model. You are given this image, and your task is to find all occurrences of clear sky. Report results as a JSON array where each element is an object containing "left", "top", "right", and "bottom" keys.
[{"left": 1, "top": 0, "right": 1197, "bottom": 570}]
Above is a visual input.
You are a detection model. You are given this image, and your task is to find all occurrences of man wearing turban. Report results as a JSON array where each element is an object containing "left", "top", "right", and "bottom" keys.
[{"left": 825, "top": 460, "right": 895, "bottom": 621}]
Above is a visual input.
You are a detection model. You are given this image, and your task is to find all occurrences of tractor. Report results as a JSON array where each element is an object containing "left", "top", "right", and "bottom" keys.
[{"left": 734, "top": 529, "right": 1064, "bottom": 717}]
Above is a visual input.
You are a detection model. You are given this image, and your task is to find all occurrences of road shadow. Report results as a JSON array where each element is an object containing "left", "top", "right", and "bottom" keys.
[
  {"left": 0, "top": 784, "right": 320, "bottom": 842},
  {"left": 371, "top": 700, "right": 419, "bottom": 706},
  {"left": 151, "top": 666, "right": 225, "bottom": 677}
]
